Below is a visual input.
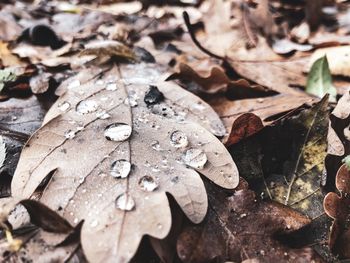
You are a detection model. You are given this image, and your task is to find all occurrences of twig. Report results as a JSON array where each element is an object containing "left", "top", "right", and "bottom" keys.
[{"left": 182, "top": 11, "right": 225, "bottom": 61}]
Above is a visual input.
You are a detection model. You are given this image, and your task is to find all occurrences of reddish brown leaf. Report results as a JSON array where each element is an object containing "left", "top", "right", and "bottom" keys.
[
  {"left": 324, "top": 164, "right": 350, "bottom": 259},
  {"left": 226, "top": 113, "right": 264, "bottom": 146}
]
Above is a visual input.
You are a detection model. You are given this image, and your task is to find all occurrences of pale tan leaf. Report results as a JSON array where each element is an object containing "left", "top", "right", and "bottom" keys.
[{"left": 11, "top": 64, "right": 239, "bottom": 262}]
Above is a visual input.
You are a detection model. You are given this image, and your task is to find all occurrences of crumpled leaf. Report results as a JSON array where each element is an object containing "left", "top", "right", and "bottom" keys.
[
  {"left": 211, "top": 94, "right": 316, "bottom": 138},
  {"left": 169, "top": 62, "right": 270, "bottom": 97},
  {"left": 306, "top": 56, "right": 336, "bottom": 102},
  {"left": 79, "top": 40, "right": 136, "bottom": 65},
  {"left": 324, "top": 164, "right": 350, "bottom": 259},
  {"left": 177, "top": 180, "right": 323, "bottom": 263},
  {"left": 324, "top": 90, "right": 350, "bottom": 190},
  {"left": 10, "top": 64, "right": 239, "bottom": 262}
]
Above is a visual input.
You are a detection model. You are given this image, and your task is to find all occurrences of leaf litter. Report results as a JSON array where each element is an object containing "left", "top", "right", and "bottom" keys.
[{"left": 1, "top": 0, "right": 350, "bottom": 262}]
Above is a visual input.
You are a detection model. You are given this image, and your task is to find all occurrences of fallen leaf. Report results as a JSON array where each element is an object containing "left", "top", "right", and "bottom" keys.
[
  {"left": 233, "top": 96, "right": 329, "bottom": 216},
  {"left": 272, "top": 38, "right": 313, "bottom": 55},
  {"left": 29, "top": 72, "right": 52, "bottom": 94},
  {"left": 324, "top": 90, "right": 350, "bottom": 190},
  {"left": 308, "top": 46, "right": 350, "bottom": 77},
  {"left": 10, "top": 64, "right": 239, "bottom": 262},
  {"left": 177, "top": 180, "right": 323, "bottom": 262},
  {"left": 210, "top": 94, "right": 315, "bottom": 136},
  {"left": 0, "top": 42, "right": 24, "bottom": 67},
  {"left": 0, "top": 8, "right": 23, "bottom": 41},
  {"left": 79, "top": 40, "right": 136, "bottom": 64},
  {"left": 324, "top": 164, "right": 350, "bottom": 258},
  {"left": 226, "top": 113, "right": 264, "bottom": 146},
  {"left": 0, "top": 96, "right": 50, "bottom": 197},
  {"left": 306, "top": 56, "right": 336, "bottom": 101},
  {"left": 169, "top": 62, "right": 270, "bottom": 97},
  {"left": 0, "top": 69, "right": 17, "bottom": 92},
  {"left": 229, "top": 96, "right": 332, "bottom": 259}
]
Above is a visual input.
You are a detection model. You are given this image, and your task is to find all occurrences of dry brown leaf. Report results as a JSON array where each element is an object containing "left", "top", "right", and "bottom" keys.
[
  {"left": 210, "top": 94, "right": 315, "bottom": 136},
  {"left": 0, "top": 42, "right": 24, "bottom": 68},
  {"left": 10, "top": 64, "right": 239, "bottom": 262}
]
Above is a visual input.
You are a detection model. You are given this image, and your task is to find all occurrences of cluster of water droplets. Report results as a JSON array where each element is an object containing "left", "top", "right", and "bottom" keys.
[{"left": 59, "top": 78, "right": 223, "bottom": 217}]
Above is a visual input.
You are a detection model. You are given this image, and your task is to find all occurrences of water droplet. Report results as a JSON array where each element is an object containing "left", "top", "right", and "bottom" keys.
[
  {"left": 76, "top": 100, "right": 99, "bottom": 114},
  {"left": 193, "top": 101, "right": 205, "bottom": 111},
  {"left": 124, "top": 97, "right": 138, "bottom": 107},
  {"left": 73, "top": 218, "right": 79, "bottom": 224},
  {"left": 106, "top": 82, "right": 117, "bottom": 91},
  {"left": 182, "top": 148, "right": 207, "bottom": 169},
  {"left": 64, "top": 130, "right": 76, "bottom": 139},
  {"left": 58, "top": 101, "right": 70, "bottom": 112},
  {"left": 144, "top": 85, "right": 164, "bottom": 105},
  {"left": 151, "top": 140, "right": 161, "bottom": 151},
  {"left": 104, "top": 123, "right": 132, "bottom": 141},
  {"left": 157, "top": 223, "right": 163, "bottom": 229},
  {"left": 138, "top": 176, "right": 158, "bottom": 192},
  {"left": 170, "top": 130, "right": 188, "bottom": 148},
  {"left": 151, "top": 104, "right": 175, "bottom": 118},
  {"left": 110, "top": 159, "right": 131, "bottom": 178},
  {"left": 96, "top": 110, "right": 111, "bottom": 119},
  {"left": 210, "top": 122, "right": 226, "bottom": 137},
  {"left": 171, "top": 176, "right": 179, "bottom": 183},
  {"left": 115, "top": 193, "right": 135, "bottom": 211},
  {"left": 90, "top": 220, "right": 98, "bottom": 227}
]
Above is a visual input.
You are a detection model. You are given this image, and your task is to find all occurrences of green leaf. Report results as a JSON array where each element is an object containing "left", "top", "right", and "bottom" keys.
[
  {"left": 342, "top": 155, "right": 350, "bottom": 171},
  {"left": 306, "top": 55, "right": 336, "bottom": 102},
  {"left": 0, "top": 68, "right": 16, "bottom": 92}
]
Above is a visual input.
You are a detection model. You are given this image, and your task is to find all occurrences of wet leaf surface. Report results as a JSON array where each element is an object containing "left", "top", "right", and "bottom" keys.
[{"left": 10, "top": 64, "right": 238, "bottom": 262}]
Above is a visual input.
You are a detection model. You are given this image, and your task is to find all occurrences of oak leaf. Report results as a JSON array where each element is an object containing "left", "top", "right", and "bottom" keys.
[{"left": 10, "top": 64, "right": 239, "bottom": 262}]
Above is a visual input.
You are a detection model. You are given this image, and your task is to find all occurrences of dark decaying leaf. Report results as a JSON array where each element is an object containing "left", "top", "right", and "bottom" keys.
[
  {"left": 232, "top": 96, "right": 329, "bottom": 215},
  {"left": 10, "top": 63, "right": 239, "bottom": 262},
  {"left": 0, "top": 96, "right": 49, "bottom": 197},
  {"left": 229, "top": 96, "right": 333, "bottom": 259},
  {"left": 177, "top": 180, "right": 323, "bottom": 263},
  {"left": 0, "top": 197, "right": 82, "bottom": 262}
]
